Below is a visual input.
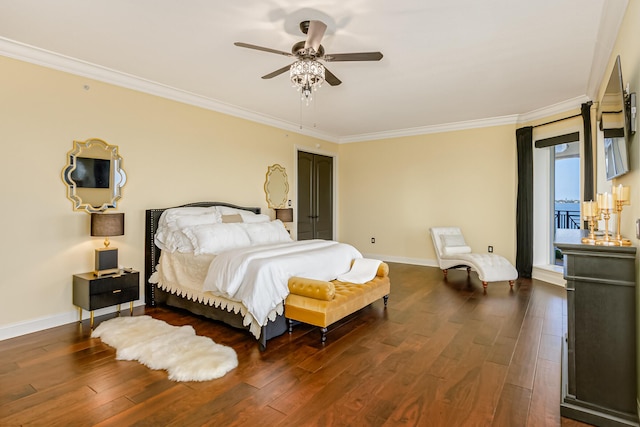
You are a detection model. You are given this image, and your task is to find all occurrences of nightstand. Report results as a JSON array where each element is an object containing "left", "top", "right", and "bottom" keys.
[{"left": 73, "top": 270, "right": 140, "bottom": 327}]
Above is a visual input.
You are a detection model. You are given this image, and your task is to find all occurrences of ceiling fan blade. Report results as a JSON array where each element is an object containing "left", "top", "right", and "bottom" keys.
[
  {"left": 304, "top": 20, "right": 327, "bottom": 52},
  {"left": 324, "top": 52, "right": 384, "bottom": 62},
  {"left": 234, "top": 42, "right": 292, "bottom": 58},
  {"left": 261, "top": 64, "right": 292, "bottom": 79},
  {"left": 324, "top": 67, "right": 342, "bottom": 86}
]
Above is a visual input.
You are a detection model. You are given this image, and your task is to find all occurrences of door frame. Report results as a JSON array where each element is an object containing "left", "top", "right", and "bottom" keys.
[{"left": 294, "top": 145, "right": 338, "bottom": 240}]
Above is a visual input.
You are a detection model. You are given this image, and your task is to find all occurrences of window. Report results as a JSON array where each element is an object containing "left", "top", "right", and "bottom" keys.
[
  {"left": 533, "top": 130, "right": 581, "bottom": 270},
  {"left": 552, "top": 141, "right": 580, "bottom": 264}
]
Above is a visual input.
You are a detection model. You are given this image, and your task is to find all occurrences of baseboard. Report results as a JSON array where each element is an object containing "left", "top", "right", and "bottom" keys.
[
  {"left": 361, "top": 253, "right": 439, "bottom": 267},
  {"left": 1, "top": 260, "right": 562, "bottom": 341},
  {"left": 532, "top": 265, "right": 566, "bottom": 287},
  {"left": 0, "top": 301, "right": 145, "bottom": 342},
  {"left": 365, "top": 254, "right": 565, "bottom": 287}
]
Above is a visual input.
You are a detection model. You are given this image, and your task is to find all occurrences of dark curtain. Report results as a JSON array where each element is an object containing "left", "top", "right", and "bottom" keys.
[
  {"left": 516, "top": 126, "right": 533, "bottom": 278},
  {"left": 581, "top": 101, "right": 594, "bottom": 202}
]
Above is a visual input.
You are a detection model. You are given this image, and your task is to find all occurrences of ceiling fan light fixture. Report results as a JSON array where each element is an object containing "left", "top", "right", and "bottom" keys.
[{"left": 290, "top": 59, "right": 325, "bottom": 104}]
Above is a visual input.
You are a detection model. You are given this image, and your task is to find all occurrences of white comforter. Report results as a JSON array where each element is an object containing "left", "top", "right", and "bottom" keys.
[{"left": 202, "top": 239, "right": 362, "bottom": 326}]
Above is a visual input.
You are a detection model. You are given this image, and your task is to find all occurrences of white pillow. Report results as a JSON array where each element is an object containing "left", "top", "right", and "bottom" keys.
[
  {"left": 160, "top": 207, "right": 220, "bottom": 231},
  {"left": 155, "top": 209, "right": 221, "bottom": 253},
  {"left": 217, "top": 206, "right": 270, "bottom": 223},
  {"left": 440, "top": 234, "right": 472, "bottom": 256},
  {"left": 241, "top": 220, "right": 292, "bottom": 245},
  {"left": 175, "top": 212, "right": 222, "bottom": 228},
  {"left": 182, "top": 223, "right": 251, "bottom": 255},
  {"left": 441, "top": 234, "right": 466, "bottom": 247},
  {"left": 241, "top": 213, "right": 271, "bottom": 223},
  {"left": 154, "top": 230, "right": 195, "bottom": 253},
  {"left": 442, "top": 245, "right": 472, "bottom": 256}
]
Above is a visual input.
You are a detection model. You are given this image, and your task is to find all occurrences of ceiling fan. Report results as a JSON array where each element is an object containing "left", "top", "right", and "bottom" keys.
[{"left": 234, "top": 20, "right": 383, "bottom": 98}]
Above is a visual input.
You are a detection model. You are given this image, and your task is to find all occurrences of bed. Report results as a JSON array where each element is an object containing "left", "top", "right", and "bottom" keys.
[{"left": 144, "top": 202, "right": 363, "bottom": 350}]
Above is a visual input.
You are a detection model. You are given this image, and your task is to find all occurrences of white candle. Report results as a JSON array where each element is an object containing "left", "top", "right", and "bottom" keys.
[
  {"left": 582, "top": 201, "right": 590, "bottom": 219},
  {"left": 598, "top": 192, "right": 614, "bottom": 210},
  {"left": 621, "top": 185, "right": 630, "bottom": 204},
  {"left": 582, "top": 201, "right": 598, "bottom": 218}
]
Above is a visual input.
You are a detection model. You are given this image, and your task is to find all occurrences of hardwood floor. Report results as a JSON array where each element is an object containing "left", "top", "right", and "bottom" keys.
[{"left": 0, "top": 263, "right": 594, "bottom": 426}]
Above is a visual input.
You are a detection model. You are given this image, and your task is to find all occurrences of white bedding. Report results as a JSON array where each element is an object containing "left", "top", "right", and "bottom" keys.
[
  {"left": 151, "top": 239, "right": 363, "bottom": 337},
  {"left": 150, "top": 251, "right": 281, "bottom": 339},
  {"left": 203, "top": 239, "right": 362, "bottom": 327}
]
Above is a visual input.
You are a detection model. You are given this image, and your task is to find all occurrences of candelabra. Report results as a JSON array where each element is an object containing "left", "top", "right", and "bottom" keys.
[
  {"left": 595, "top": 208, "right": 616, "bottom": 246},
  {"left": 592, "top": 186, "right": 632, "bottom": 246},
  {"left": 581, "top": 200, "right": 599, "bottom": 244},
  {"left": 614, "top": 197, "right": 632, "bottom": 246}
]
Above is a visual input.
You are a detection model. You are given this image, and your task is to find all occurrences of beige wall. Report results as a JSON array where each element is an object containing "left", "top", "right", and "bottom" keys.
[
  {"left": 602, "top": 1, "right": 640, "bottom": 244},
  {"left": 338, "top": 125, "right": 517, "bottom": 264},
  {"left": 0, "top": 55, "right": 334, "bottom": 334}
]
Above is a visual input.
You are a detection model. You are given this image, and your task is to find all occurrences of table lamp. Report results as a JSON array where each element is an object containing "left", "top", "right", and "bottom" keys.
[
  {"left": 275, "top": 208, "right": 293, "bottom": 232},
  {"left": 91, "top": 212, "right": 124, "bottom": 276}
]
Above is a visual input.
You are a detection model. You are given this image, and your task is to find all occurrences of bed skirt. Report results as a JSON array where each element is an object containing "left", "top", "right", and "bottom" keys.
[{"left": 154, "top": 287, "right": 288, "bottom": 351}]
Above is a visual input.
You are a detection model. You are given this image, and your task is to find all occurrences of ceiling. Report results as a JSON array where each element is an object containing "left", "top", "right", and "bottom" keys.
[{"left": 0, "top": 0, "right": 628, "bottom": 142}]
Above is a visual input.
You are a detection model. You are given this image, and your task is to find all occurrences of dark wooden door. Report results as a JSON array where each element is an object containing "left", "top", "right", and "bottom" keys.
[{"left": 297, "top": 151, "right": 333, "bottom": 240}]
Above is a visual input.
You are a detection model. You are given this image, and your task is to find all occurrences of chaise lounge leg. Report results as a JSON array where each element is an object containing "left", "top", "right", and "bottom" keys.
[
  {"left": 320, "top": 327, "right": 328, "bottom": 343},
  {"left": 467, "top": 267, "right": 471, "bottom": 276},
  {"left": 482, "top": 281, "right": 488, "bottom": 289},
  {"left": 442, "top": 269, "right": 448, "bottom": 277},
  {"left": 288, "top": 318, "right": 293, "bottom": 333},
  {"left": 509, "top": 280, "right": 514, "bottom": 288},
  {"left": 383, "top": 295, "right": 389, "bottom": 307}
]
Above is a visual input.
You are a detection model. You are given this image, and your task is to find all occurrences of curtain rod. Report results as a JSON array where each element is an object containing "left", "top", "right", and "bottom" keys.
[{"left": 532, "top": 113, "right": 581, "bottom": 129}]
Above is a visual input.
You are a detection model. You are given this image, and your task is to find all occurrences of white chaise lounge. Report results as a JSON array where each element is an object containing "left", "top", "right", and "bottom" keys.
[{"left": 430, "top": 227, "right": 518, "bottom": 289}]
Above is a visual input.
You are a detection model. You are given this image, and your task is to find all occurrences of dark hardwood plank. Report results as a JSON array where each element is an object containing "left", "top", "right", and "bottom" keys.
[{"left": 0, "top": 263, "right": 596, "bottom": 426}]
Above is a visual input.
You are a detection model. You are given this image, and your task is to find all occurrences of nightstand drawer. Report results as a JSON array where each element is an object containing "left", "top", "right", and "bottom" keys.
[
  {"left": 89, "top": 286, "right": 139, "bottom": 310},
  {"left": 86, "top": 273, "right": 138, "bottom": 294},
  {"left": 73, "top": 270, "right": 140, "bottom": 311}
]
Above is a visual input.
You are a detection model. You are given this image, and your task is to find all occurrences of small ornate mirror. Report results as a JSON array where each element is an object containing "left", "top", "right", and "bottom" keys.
[
  {"left": 264, "top": 164, "right": 289, "bottom": 209},
  {"left": 62, "top": 138, "right": 127, "bottom": 213}
]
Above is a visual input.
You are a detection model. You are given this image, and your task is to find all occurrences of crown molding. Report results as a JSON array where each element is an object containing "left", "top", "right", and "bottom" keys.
[
  {"left": 0, "top": 37, "right": 339, "bottom": 143},
  {"left": 0, "top": 36, "right": 592, "bottom": 144},
  {"left": 516, "top": 95, "right": 591, "bottom": 124},
  {"left": 338, "top": 115, "right": 520, "bottom": 143}
]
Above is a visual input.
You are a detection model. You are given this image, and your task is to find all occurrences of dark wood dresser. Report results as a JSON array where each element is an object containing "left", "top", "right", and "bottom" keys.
[{"left": 556, "top": 230, "right": 638, "bottom": 426}]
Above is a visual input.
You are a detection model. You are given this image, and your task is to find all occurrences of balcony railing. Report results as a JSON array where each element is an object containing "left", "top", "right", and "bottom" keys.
[{"left": 555, "top": 209, "right": 580, "bottom": 229}]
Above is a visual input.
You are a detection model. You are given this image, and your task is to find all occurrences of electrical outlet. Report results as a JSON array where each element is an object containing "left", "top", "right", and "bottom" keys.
[
  {"left": 488, "top": 245, "right": 493, "bottom": 253},
  {"left": 371, "top": 237, "right": 376, "bottom": 244}
]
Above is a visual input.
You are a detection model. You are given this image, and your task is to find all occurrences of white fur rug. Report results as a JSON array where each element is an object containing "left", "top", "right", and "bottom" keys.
[{"left": 91, "top": 315, "right": 238, "bottom": 382}]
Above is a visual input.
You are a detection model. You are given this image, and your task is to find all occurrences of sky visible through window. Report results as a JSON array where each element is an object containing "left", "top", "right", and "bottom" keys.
[{"left": 555, "top": 157, "right": 580, "bottom": 201}]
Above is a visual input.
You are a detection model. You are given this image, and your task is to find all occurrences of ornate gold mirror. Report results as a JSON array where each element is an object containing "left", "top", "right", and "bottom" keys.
[
  {"left": 264, "top": 164, "right": 289, "bottom": 209},
  {"left": 62, "top": 138, "right": 127, "bottom": 213}
]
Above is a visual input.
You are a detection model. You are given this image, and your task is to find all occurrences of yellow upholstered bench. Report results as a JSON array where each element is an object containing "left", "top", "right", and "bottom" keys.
[{"left": 285, "top": 262, "right": 391, "bottom": 342}]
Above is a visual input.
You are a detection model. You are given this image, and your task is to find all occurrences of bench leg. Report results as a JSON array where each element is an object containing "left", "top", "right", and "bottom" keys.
[
  {"left": 383, "top": 295, "right": 389, "bottom": 307},
  {"left": 288, "top": 318, "right": 294, "bottom": 333},
  {"left": 320, "top": 327, "right": 328, "bottom": 343}
]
